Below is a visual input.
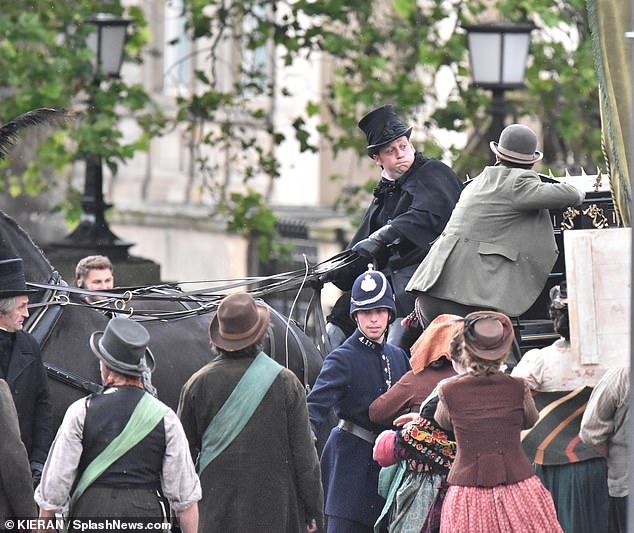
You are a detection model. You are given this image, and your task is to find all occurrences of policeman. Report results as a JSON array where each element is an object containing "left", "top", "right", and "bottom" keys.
[{"left": 308, "top": 266, "right": 411, "bottom": 533}]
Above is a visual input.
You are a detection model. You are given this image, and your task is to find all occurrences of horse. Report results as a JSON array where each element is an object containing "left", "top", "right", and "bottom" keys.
[{"left": 0, "top": 210, "right": 327, "bottom": 431}]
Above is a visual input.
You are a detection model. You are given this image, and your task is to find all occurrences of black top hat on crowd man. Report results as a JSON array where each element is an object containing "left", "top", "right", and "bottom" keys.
[
  {"left": 0, "top": 258, "right": 38, "bottom": 297},
  {"left": 358, "top": 104, "right": 413, "bottom": 157}
]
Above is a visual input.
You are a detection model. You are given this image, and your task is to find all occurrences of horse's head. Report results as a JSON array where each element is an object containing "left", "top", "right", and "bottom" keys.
[{"left": 0, "top": 209, "right": 54, "bottom": 285}]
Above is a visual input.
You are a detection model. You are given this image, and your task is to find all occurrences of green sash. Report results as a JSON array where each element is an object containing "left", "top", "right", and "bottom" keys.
[
  {"left": 197, "top": 352, "right": 283, "bottom": 475},
  {"left": 70, "top": 392, "right": 170, "bottom": 508}
]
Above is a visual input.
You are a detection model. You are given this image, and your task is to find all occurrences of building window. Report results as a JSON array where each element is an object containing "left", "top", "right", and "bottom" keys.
[
  {"left": 241, "top": 5, "right": 274, "bottom": 94},
  {"left": 164, "top": 0, "right": 192, "bottom": 95}
]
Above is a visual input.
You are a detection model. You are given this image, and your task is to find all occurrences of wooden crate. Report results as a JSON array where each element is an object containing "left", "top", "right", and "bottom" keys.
[{"left": 565, "top": 228, "right": 631, "bottom": 369}]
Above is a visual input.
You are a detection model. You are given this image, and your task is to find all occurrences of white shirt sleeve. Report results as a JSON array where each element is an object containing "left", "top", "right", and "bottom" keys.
[
  {"left": 511, "top": 348, "right": 544, "bottom": 390},
  {"left": 161, "top": 409, "right": 202, "bottom": 511},
  {"left": 34, "top": 398, "right": 87, "bottom": 512}
]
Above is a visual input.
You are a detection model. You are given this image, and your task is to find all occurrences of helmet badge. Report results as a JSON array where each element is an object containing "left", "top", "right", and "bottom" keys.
[{"left": 360, "top": 274, "right": 378, "bottom": 293}]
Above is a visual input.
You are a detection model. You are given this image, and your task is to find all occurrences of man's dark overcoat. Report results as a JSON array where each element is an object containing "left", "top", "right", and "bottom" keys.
[
  {"left": 332, "top": 153, "right": 463, "bottom": 325},
  {"left": 3, "top": 331, "right": 53, "bottom": 466},
  {"left": 307, "top": 331, "right": 411, "bottom": 527},
  {"left": 178, "top": 354, "right": 324, "bottom": 533},
  {"left": 0, "top": 379, "right": 36, "bottom": 523}
]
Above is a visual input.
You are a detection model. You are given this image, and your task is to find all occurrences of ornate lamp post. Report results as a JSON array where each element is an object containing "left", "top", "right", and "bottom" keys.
[
  {"left": 464, "top": 21, "right": 533, "bottom": 164},
  {"left": 54, "top": 13, "right": 133, "bottom": 261}
]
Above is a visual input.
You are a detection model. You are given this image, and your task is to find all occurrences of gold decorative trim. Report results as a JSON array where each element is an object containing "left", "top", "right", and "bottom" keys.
[
  {"left": 561, "top": 207, "right": 580, "bottom": 230},
  {"left": 583, "top": 204, "right": 609, "bottom": 229}
]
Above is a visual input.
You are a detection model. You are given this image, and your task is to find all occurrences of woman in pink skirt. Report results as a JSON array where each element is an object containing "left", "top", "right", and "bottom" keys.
[{"left": 435, "top": 311, "right": 562, "bottom": 533}]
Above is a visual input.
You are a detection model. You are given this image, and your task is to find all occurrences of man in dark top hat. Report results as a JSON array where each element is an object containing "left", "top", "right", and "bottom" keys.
[
  {"left": 325, "top": 104, "right": 463, "bottom": 350},
  {"left": 0, "top": 257, "right": 52, "bottom": 486}
]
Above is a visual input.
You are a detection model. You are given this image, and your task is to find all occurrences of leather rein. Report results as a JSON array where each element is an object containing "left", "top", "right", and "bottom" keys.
[{"left": 24, "top": 251, "right": 358, "bottom": 395}]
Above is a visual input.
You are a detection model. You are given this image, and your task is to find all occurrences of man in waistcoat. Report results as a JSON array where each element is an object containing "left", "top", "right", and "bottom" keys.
[
  {"left": 178, "top": 292, "right": 324, "bottom": 533},
  {"left": 0, "top": 257, "right": 52, "bottom": 485},
  {"left": 325, "top": 104, "right": 463, "bottom": 349},
  {"left": 35, "top": 317, "right": 200, "bottom": 532},
  {"left": 308, "top": 266, "right": 411, "bottom": 532}
]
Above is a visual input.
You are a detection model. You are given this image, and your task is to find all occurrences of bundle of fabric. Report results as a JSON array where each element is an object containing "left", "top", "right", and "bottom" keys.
[{"left": 396, "top": 416, "right": 456, "bottom": 475}]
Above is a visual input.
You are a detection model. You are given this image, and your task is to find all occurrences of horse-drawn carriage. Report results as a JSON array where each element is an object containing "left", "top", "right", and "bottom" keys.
[
  {"left": 0, "top": 169, "right": 615, "bottom": 434},
  {"left": 515, "top": 170, "right": 619, "bottom": 354}
]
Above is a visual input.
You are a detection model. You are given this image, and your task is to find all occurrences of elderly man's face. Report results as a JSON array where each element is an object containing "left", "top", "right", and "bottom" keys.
[
  {"left": 81, "top": 268, "right": 114, "bottom": 303},
  {"left": 373, "top": 136, "right": 415, "bottom": 179},
  {"left": 0, "top": 295, "right": 29, "bottom": 332}
]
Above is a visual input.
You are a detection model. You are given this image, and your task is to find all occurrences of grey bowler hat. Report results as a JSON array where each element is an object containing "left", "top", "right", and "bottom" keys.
[
  {"left": 90, "top": 317, "right": 155, "bottom": 377},
  {"left": 489, "top": 124, "right": 543, "bottom": 165}
]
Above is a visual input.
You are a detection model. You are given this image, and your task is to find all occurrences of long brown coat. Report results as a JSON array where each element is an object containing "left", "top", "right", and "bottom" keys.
[
  {"left": 0, "top": 379, "right": 36, "bottom": 522},
  {"left": 178, "top": 355, "right": 324, "bottom": 533}
]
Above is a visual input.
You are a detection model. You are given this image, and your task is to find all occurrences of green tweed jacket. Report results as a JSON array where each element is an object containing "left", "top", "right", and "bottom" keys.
[{"left": 406, "top": 166, "right": 585, "bottom": 316}]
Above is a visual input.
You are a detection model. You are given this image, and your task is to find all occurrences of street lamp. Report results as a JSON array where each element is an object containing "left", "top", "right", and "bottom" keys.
[
  {"left": 463, "top": 21, "right": 534, "bottom": 164},
  {"left": 54, "top": 13, "right": 133, "bottom": 261}
]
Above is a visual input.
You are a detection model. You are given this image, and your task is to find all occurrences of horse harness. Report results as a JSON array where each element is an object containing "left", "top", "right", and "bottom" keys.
[{"left": 22, "top": 253, "right": 357, "bottom": 395}]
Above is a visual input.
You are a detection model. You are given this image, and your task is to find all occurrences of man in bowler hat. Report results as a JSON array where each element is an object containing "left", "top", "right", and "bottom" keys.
[
  {"left": 325, "top": 104, "right": 463, "bottom": 350},
  {"left": 0, "top": 257, "right": 52, "bottom": 485},
  {"left": 407, "top": 124, "right": 585, "bottom": 325},
  {"left": 35, "top": 317, "right": 200, "bottom": 531}
]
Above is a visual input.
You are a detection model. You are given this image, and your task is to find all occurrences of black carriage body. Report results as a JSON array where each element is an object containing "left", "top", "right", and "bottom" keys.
[{"left": 517, "top": 181, "right": 617, "bottom": 353}]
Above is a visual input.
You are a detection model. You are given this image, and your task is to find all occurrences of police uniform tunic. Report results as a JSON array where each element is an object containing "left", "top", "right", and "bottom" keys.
[{"left": 307, "top": 330, "right": 410, "bottom": 528}]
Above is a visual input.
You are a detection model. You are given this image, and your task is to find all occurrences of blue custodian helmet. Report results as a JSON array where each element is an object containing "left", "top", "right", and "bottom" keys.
[{"left": 349, "top": 265, "right": 397, "bottom": 323}]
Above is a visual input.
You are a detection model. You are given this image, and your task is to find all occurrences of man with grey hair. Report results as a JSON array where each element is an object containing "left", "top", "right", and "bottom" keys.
[{"left": 0, "top": 258, "right": 52, "bottom": 486}]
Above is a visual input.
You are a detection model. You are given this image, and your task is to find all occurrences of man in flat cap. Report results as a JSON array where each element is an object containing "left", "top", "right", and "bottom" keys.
[
  {"left": 326, "top": 104, "right": 463, "bottom": 350},
  {"left": 0, "top": 257, "right": 52, "bottom": 486}
]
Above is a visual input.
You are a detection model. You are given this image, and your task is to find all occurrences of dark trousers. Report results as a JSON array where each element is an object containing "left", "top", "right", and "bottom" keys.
[
  {"left": 415, "top": 293, "right": 493, "bottom": 326},
  {"left": 326, "top": 516, "right": 375, "bottom": 533},
  {"left": 608, "top": 495, "right": 627, "bottom": 533},
  {"left": 69, "top": 486, "right": 167, "bottom": 531}
]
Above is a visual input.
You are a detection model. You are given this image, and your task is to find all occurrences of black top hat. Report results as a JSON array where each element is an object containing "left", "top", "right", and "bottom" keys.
[
  {"left": 358, "top": 104, "right": 413, "bottom": 157},
  {"left": 0, "top": 258, "right": 38, "bottom": 297},
  {"left": 489, "top": 124, "right": 543, "bottom": 165},
  {"left": 90, "top": 317, "right": 156, "bottom": 377}
]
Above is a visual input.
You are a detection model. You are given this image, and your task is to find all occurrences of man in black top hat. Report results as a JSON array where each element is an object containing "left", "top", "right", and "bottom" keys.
[
  {"left": 0, "top": 257, "right": 52, "bottom": 486},
  {"left": 326, "top": 104, "right": 463, "bottom": 349}
]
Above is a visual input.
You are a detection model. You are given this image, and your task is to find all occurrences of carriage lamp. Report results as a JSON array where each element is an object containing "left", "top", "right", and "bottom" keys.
[
  {"left": 52, "top": 13, "right": 133, "bottom": 261},
  {"left": 463, "top": 21, "right": 534, "bottom": 164}
]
